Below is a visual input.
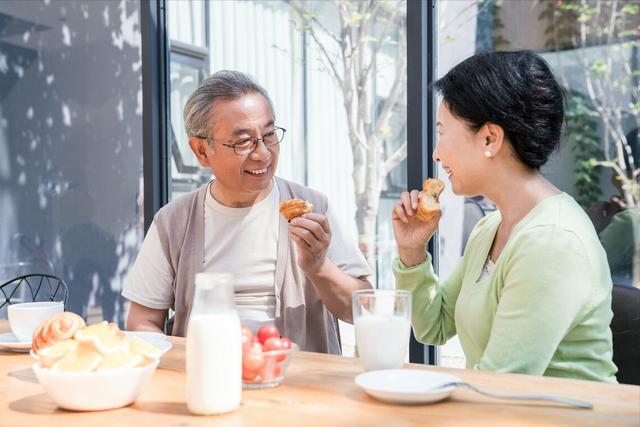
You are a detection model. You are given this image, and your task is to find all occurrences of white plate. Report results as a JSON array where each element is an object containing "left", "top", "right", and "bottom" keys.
[
  {"left": 355, "top": 369, "right": 461, "bottom": 404},
  {"left": 0, "top": 332, "right": 31, "bottom": 352},
  {"left": 123, "top": 331, "right": 173, "bottom": 354}
]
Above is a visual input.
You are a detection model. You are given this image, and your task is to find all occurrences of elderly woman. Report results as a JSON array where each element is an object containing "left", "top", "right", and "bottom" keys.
[{"left": 392, "top": 51, "right": 617, "bottom": 382}]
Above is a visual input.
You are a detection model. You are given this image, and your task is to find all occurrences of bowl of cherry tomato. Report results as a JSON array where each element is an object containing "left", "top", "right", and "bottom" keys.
[{"left": 242, "top": 324, "right": 298, "bottom": 389}]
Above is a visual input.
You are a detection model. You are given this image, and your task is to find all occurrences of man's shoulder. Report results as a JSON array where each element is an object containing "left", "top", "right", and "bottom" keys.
[{"left": 155, "top": 183, "right": 207, "bottom": 223}]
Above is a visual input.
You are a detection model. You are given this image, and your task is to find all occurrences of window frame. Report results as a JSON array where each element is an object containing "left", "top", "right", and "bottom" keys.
[{"left": 406, "top": 0, "right": 438, "bottom": 365}]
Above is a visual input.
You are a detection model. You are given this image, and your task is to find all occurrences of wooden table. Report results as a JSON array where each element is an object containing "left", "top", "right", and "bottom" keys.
[{"left": 0, "top": 321, "right": 638, "bottom": 426}]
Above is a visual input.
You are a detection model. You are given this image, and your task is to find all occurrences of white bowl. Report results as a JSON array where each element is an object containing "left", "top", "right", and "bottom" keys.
[{"left": 32, "top": 359, "right": 159, "bottom": 411}]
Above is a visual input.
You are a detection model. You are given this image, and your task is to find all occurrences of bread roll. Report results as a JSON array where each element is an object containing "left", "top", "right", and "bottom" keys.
[
  {"left": 279, "top": 199, "right": 313, "bottom": 222},
  {"left": 32, "top": 312, "right": 86, "bottom": 353},
  {"left": 416, "top": 178, "right": 445, "bottom": 222}
]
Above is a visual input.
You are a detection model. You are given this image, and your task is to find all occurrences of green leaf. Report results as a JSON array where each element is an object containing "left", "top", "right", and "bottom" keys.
[
  {"left": 622, "top": 4, "right": 639, "bottom": 15},
  {"left": 346, "top": 13, "right": 365, "bottom": 27},
  {"left": 577, "top": 13, "right": 590, "bottom": 23},
  {"left": 590, "top": 59, "right": 609, "bottom": 76}
]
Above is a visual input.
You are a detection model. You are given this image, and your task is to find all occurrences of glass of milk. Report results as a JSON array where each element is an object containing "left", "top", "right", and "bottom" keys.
[
  {"left": 352, "top": 289, "right": 411, "bottom": 371},
  {"left": 186, "top": 273, "right": 241, "bottom": 415}
]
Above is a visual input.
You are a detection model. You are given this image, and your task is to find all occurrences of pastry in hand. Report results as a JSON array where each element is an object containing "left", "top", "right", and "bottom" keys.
[
  {"left": 32, "top": 312, "right": 86, "bottom": 353},
  {"left": 279, "top": 199, "right": 313, "bottom": 222},
  {"left": 416, "top": 178, "right": 445, "bottom": 222}
]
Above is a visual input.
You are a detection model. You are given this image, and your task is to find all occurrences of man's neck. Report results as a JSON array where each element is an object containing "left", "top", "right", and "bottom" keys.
[{"left": 209, "top": 179, "right": 274, "bottom": 208}]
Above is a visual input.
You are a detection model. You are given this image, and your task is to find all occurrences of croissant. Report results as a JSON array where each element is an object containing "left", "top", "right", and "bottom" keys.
[
  {"left": 32, "top": 312, "right": 86, "bottom": 353},
  {"left": 416, "top": 178, "right": 445, "bottom": 222},
  {"left": 279, "top": 199, "right": 313, "bottom": 222}
]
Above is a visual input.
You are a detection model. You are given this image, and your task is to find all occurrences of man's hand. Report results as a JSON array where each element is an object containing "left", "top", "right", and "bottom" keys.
[{"left": 288, "top": 213, "right": 331, "bottom": 274}]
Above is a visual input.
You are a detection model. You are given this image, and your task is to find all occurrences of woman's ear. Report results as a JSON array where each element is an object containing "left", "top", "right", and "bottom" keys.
[
  {"left": 482, "top": 123, "right": 505, "bottom": 157},
  {"left": 188, "top": 137, "right": 213, "bottom": 167}
]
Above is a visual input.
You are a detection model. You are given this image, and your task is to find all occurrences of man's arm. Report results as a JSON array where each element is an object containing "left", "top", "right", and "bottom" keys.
[
  {"left": 288, "top": 212, "right": 372, "bottom": 323},
  {"left": 304, "top": 261, "right": 371, "bottom": 323},
  {"left": 121, "top": 221, "right": 175, "bottom": 334},
  {"left": 126, "top": 302, "right": 168, "bottom": 333}
]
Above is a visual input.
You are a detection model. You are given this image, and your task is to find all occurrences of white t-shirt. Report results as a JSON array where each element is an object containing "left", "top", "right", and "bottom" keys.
[{"left": 123, "top": 180, "right": 371, "bottom": 330}]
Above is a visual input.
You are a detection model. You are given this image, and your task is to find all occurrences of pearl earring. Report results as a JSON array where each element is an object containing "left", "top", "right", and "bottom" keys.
[{"left": 484, "top": 150, "right": 493, "bottom": 158}]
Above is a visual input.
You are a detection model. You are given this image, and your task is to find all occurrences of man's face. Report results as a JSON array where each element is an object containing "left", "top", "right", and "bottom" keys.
[{"left": 193, "top": 92, "right": 280, "bottom": 205}]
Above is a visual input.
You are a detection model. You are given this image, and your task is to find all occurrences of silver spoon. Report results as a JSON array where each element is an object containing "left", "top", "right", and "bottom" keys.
[{"left": 439, "top": 381, "right": 593, "bottom": 409}]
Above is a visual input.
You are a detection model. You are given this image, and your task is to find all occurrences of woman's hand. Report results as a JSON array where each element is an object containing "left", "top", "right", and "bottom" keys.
[{"left": 392, "top": 190, "right": 441, "bottom": 266}]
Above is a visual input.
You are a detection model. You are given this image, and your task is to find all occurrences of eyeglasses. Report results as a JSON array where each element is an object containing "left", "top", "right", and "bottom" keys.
[{"left": 197, "top": 126, "right": 286, "bottom": 156}]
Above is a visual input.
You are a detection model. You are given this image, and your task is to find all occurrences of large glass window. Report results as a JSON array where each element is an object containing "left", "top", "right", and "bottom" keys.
[
  {"left": 435, "top": 0, "right": 639, "bottom": 368},
  {"left": 0, "top": 0, "right": 144, "bottom": 325},
  {"left": 167, "top": 0, "right": 407, "bottom": 355}
]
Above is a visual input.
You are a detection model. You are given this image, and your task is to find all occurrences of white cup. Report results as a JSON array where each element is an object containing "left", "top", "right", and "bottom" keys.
[
  {"left": 353, "top": 289, "right": 412, "bottom": 371},
  {"left": 8, "top": 302, "right": 64, "bottom": 342}
]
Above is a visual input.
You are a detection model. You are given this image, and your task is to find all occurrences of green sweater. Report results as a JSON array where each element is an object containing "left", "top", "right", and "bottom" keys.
[{"left": 394, "top": 193, "right": 618, "bottom": 382}]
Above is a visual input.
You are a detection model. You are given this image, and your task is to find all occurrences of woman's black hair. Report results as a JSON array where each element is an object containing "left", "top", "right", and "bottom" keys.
[{"left": 434, "top": 50, "right": 564, "bottom": 169}]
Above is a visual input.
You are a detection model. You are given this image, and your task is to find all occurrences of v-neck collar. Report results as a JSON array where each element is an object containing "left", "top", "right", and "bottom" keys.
[{"left": 475, "top": 192, "right": 567, "bottom": 279}]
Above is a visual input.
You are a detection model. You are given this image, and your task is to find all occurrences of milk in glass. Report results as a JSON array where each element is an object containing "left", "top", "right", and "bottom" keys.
[
  {"left": 355, "top": 315, "right": 411, "bottom": 371},
  {"left": 352, "top": 289, "right": 412, "bottom": 371},
  {"left": 186, "top": 273, "right": 241, "bottom": 415}
]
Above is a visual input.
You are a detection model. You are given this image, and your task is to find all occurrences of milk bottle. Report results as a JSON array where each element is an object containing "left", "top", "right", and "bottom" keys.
[{"left": 186, "top": 273, "right": 241, "bottom": 415}]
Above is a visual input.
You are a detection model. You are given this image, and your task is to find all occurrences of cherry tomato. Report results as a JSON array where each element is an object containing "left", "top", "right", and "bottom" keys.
[
  {"left": 242, "top": 342, "right": 264, "bottom": 381},
  {"left": 256, "top": 324, "right": 280, "bottom": 345},
  {"left": 241, "top": 325, "right": 253, "bottom": 353},
  {"left": 263, "top": 337, "right": 292, "bottom": 362},
  {"left": 258, "top": 356, "right": 281, "bottom": 381}
]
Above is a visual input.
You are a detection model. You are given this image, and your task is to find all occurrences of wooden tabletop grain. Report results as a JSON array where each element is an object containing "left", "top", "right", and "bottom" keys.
[{"left": 0, "top": 320, "right": 637, "bottom": 426}]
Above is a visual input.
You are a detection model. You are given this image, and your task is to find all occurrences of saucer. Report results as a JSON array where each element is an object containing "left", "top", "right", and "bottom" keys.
[
  {"left": 355, "top": 369, "right": 461, "bottom": 404},
  {"left": 0, "top": 332, "right": 32, "bottom": 352}
]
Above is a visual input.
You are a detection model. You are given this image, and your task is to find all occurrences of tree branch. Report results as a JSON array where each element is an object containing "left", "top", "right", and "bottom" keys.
[
  {"left": 372, "top": 27, "right": 407, "bottom": 140},
  {"left": 358, "top": 5, "right": 400, "bottom": 90},
  {"left": 288, "top": 0, "right": 342, "bottom": 45},
  {"left": 382, "top": 142, "right": 407, "bottom": 179}
]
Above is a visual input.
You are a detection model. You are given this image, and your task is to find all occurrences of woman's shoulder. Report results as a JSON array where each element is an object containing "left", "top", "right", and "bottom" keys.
[
  {"left": 509, "top": 194, "right": 609, "bottom": 267},
  {"left": 525, "top": 193, "right": 596, "bottom": 236}
]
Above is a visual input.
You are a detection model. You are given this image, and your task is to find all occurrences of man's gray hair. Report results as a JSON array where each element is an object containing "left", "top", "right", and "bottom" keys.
[{"left": 183, "top": 70, "right": 275, "bottom": 138}]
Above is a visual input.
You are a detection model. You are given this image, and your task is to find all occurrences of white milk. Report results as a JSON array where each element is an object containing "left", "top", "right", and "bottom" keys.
[
  {"left": 355, "top": 315, "right": 411, "bottom": 371},
  {"left": 186, "top": 310, "right": 242, "bottom": 415}
]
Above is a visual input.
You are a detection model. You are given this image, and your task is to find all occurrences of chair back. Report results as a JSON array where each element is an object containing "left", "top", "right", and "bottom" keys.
[
  {"left": 0, "top": 274, "right": 69, "bottom": 317},
  {"left": 610, "top": 284, "right": 640, "bottom": 385}
]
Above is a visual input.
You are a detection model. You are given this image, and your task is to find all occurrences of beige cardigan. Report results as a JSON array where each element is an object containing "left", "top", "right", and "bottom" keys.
[{"left": 153, "top": 176, "right": 342, "bottom": 354}]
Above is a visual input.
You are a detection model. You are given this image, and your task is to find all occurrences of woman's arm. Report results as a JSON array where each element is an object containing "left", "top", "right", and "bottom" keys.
[{"left": 394, "top": 256, "right": 464, "bottom": 345}]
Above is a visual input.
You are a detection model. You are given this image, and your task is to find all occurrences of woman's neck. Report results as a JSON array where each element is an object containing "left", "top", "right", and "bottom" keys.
[{"left": 484, "top": 166, "right": 561, "bottom": 230}]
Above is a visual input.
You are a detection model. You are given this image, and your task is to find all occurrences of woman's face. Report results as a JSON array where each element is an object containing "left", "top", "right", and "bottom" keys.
[{"left": 433, "top": 102, "right": 489, "bottom": 196}]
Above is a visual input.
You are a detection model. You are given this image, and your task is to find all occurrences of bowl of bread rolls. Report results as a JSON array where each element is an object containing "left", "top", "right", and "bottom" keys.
[{"left": 30, "top": 312, "right": 166, "bottom": 411}]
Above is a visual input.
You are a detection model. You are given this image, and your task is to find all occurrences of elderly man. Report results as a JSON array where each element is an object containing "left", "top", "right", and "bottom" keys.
[{"left": 122, "top": 70, "right": 371, "bottom": 354}]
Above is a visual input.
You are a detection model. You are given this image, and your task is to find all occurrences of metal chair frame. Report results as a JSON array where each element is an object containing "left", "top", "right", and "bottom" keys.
[{"left": 0, "top": 274, "right": 68, "bottom": 310}]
